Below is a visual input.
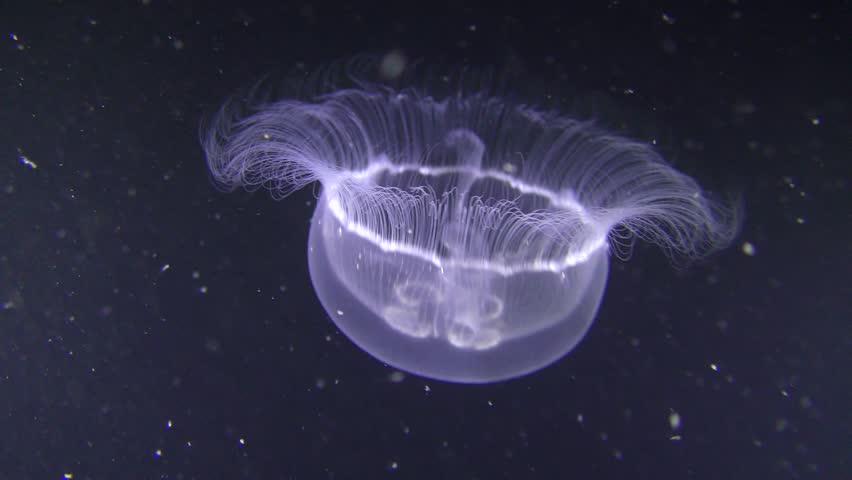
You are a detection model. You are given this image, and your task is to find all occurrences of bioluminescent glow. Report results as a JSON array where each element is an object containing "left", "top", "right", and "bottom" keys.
[{"left": 202, "top": 60, "right": 738, "bottom": 383}]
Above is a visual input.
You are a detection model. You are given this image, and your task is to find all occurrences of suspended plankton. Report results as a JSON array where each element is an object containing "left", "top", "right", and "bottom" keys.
[{"left": 202, "top": 61, "right": 738, "bottom": 383}]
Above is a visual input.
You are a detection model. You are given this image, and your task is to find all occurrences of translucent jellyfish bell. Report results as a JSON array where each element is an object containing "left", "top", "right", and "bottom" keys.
[{"left": 202, "top": 64, "right": 738, "bottom": 383}]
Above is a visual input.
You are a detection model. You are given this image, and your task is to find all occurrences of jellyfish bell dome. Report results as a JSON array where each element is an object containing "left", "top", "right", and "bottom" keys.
[{"left": 202, "top": 60, "right": 739, "bottom": 383}]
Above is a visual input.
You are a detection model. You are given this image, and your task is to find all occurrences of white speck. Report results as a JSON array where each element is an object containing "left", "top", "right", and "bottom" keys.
[
  {"left": 380, "top": 50, "right": 407, "bottom": 80},
  {"left": 710, "top": 363, "right": 718, "bottom": 371},
  {"left": 577, "top": 414, "right": 584, "bottom": 424},
  {"left": 661, "top": 12, "right": 676, "bottom": 24},
  {"left": 669, "top": 411, "right": 681, "bottom": 431},
  {"left": 388, "top": 371, "right": 406, "bottom": 383},
  {"left": 160, "top": 264, "right": 170, "bottom": 272},
  {"left": 733, "top": 95, "right": 758, "bottom": 114},
  {"left": 154, "top": 449, "right": 162, "bottom": 457},
  {"left": 17, "top": 148, "right": 37, "bottom": 169},
  {"left": 239, "top": 438, "right": 246, "bottom": 445},
  {"left": 336, "top": 309, "right": 344, "bottom": 316},
  {"left": 166, "top": 420, "right": 172, "bottom": 429},
  {"left": 199, "top": 285, "right": 208, "bottom": 294},
  {"left": 809, "top": 117, "right": 821, "bottom": 125},
  {"left": 741, "top": 242, "right": 756, "bottom": 256}
]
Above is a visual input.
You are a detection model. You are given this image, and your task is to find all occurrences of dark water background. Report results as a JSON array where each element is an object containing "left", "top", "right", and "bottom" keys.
[{"left": 1, "top": 2, "right": 848, "bottom": 478}]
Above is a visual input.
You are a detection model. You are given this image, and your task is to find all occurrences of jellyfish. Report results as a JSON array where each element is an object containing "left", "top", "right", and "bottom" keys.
[{"left": 201, "top": 62, "right": 738, "bottom": 384}]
